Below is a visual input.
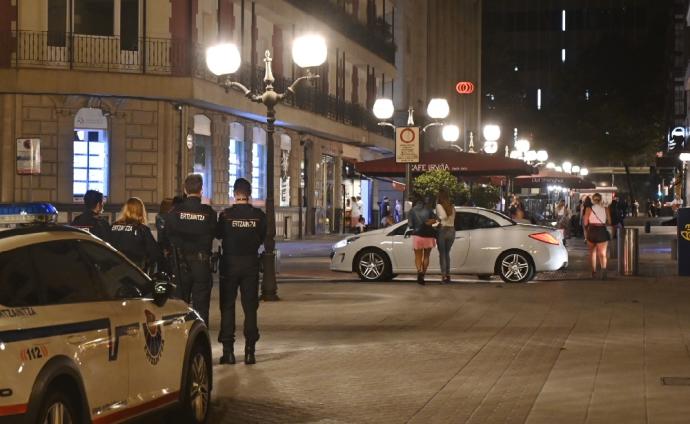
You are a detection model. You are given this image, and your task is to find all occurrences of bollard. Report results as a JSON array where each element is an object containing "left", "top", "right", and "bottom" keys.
[
  {"left": 644, "top": 221, "right": 651, "bottom": 233},
  {"left": 617, "top": 227, "right": 639, "bottom": 276}
]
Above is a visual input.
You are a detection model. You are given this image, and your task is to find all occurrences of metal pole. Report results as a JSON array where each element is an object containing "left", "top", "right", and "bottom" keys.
[
  {"left": 261, "top": 103, "right": 279, "bottom": 300},
  {"left": 404, "top": 163, "right": 410, "bottom": 218}
]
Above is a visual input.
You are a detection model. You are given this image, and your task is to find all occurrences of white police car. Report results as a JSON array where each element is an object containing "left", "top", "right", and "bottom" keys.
[{"left": 0, "top": 204, "right": 212, "bottom": 423}]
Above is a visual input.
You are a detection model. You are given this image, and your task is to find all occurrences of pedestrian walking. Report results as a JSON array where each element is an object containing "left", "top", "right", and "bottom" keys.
[
  {"left": 435, "top": 189, "right": 456, "bottom": 284},
  {"left": 409, "top": 194, "right": 437, "bottom": 285},
  {"left": 165, "top": 175, "right": 217, "bottom": 325},
  {"left": 555, "top": 199, "right": 571, "bottom": 239},
  {"left": 349, "top": 196, "right": 360, "bottom": 232},
  {"left": 217, "top": 178, "right": 267, "bottom": 365},
  {"left": 380, "top": 196, "right": 391, "bottom": 222},
  {"left": 71, "top": 189, "right": 111, "bottom": 242},
  {"left": 110, "top": 197, "right": 163, "bottom": 274},
  {"left": 394, "top": 199, "right": 402, "bottom": 222},
  {"left": 633, "top": 199, "right": 640, "bottom": 217},
  {"left": 583, "top": 193, "right": 612, "bottom": 280},
  {"left": 581, "top": 196, "right": 592, "bottom": 242},
  {"left": 609, "top": 197, "right": 624, "bottom": 239}
]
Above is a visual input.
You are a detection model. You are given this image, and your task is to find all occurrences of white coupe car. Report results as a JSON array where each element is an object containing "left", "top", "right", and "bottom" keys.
[{"left": 331, "top": 207, "right": 568, "bottom": 283}]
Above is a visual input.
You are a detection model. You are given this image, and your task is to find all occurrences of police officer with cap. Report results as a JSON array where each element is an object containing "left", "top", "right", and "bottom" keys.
[
  {"left": 72, "top": 189, "right": 111, "bottom": 242},
  {"left": 165, "top": 174, "right": 217, "bottom": 324},
  {"left": 217, "top": 178, "right": 266, "bottom": 365}
]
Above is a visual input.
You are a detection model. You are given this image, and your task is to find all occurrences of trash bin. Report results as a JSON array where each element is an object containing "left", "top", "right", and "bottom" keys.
[{"left": 617, "top": 227, "right": 639, "bottom": 276}]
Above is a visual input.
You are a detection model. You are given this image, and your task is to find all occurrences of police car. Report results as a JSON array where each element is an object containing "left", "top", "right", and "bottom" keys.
[{"left": 0, "top": 204, "right": 212, "bottom": 423}]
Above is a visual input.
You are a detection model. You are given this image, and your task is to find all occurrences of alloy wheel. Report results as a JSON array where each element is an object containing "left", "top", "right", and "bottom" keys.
[
  {"left": 500, "top": 253, "right": 530, "bottom": 282},
  {"left": 43, "top": 402, "right": 73, "bottom": 424},
  {"left": 358, "top": 252, "right": 386, "bottom": 280},
  {"left": 189, "top": 352, "right": 210, "bottom": 422}
]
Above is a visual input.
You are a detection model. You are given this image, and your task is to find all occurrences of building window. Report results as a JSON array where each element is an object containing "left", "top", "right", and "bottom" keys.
[
  {"left": 73, "top": 129, "right": 109, "bottom": 196},
  {"left": 229, "top": 139, "right": 245, "bottom": 192},
  {"left": 48, "top": 0, "right": 67, "bottom": 47},
  {"left": 252, "top": 143, "right": 266, "bottom": 200},
  {"left": 120, "top": 0, "right": 139, "bottom": 51},
  {"left": 74, "top": 0, "right": 115, "bottom": 36}
]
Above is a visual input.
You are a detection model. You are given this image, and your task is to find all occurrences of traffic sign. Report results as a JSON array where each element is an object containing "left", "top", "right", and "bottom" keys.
[{"left": 395, "top": 127, "right": 420, "bottom": 163}]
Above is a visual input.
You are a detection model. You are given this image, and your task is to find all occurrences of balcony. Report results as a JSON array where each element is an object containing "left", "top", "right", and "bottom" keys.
[
  {"left": 284, "top": 0, "right": 396, "bottom": 64},
  {"left": 0, "top": 31, "right": 387, "bottom": 136}
]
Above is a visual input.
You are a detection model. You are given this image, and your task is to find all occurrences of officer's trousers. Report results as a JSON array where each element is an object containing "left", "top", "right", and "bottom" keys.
[
  {"left": 218, "top": 255, "right": 260, "bottom": 347},
  {"left": 177, "top": 256, "right": 212, "bottom": 325}
]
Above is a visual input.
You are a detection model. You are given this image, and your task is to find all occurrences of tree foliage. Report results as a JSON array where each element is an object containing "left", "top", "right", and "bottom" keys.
[
  {"left": 412, "top": 170, "right": 466, "bottom": 199},
  {"left": 470, "top": 185, "right": 501, "bottom": 209}
]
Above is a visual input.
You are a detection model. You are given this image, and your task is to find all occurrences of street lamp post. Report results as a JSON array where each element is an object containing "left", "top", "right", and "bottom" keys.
[
  {"left": 372, "top": 98, "right": 454, "bottom": 217},
  {"left": 482, "top": 124, "right": 500, "bottom": 154},
  {"left": 206, "top": 35, "right": 327, "bottom": 301}
]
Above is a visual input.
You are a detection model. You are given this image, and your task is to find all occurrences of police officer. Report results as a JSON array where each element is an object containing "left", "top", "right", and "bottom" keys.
[
  {"left": 110, "top": 197, "right": 162, "bottom": 272},
  {"left": 217, "top": 178, "right": 266, "bottom": 365},
  {"left": 165, "top": 175, "right": 217, "bottom": 325},
  {"left": 72, "top": 190, "right": 111, "bottom": 242}
]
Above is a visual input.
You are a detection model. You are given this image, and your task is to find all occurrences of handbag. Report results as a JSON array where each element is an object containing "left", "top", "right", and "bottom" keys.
[{"left": 411, "top": 209, "right": 437, "bottom": 238}]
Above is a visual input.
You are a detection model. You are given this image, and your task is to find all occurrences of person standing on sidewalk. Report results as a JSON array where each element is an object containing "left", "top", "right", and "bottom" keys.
[
  {"left": 110, "top": 197, "right": 163, "bottom": 274},
  {"left": 435, "top": 189, "right": 456, "bottom": 284},
  {"left": 583, "top": 193, "right": 612, "bottom": 280},
  {"left": 72, "top": 189, "right": 112, "bottom": 242},
  {"left": 409, "top": 194, "right": 437, "bottom": 285},
  {"left": 217, "top": 178, "right": 267, "bottom": 365},
  {"left": 349, "top": 196, "right": 361, "bottom": 232},
  {"left": 165, "top": 175, "right": 217, "bottom": 325}
]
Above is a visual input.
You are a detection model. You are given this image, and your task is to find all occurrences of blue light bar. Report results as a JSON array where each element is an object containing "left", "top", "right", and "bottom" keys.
[{"left": 0, "top": 203, "right": 58, "bottom": 224}]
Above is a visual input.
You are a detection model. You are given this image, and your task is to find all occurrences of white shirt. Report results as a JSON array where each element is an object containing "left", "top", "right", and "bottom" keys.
[
  {"left": 589, "top": 204, "right": 607, "bottom": 224},
  {"left": 351, "top": 202, "right": 360, "bottom": 217},
  {"left": 436, "top": 204, "right": 455, "bottom": 227}
]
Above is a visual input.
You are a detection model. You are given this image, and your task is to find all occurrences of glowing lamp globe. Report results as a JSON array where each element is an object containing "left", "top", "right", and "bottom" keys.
[
  {"left": 572, "top": 165, "right": 581, "bottom": 174},
  {"left": 515, "top": 138, "right": 530, "bottom": 153},
  {"left": 509, "top": 150, "right": 521, "bottom": 159},
  {"left": 206, "top": 43, "right": 241, "bottom": 75},
  {"left": 292, "top": 34, "right": 327, "bottom": 68},
  {"left": 427, "top": 98, "right": 450, "bottom": 120},
  {"left": 525, "top": 150, "right": 538, "bottom": 162},
  {"left": 483, "top": 124, "right": 501, "bottom": 142},
  {"left": 372, "top": 98, "right": 394, "bottom": 120},
  {"left": 483, "top": 141, "right": 498, "bottom": 154},
  {"left": 562, "top": 161, "right": 572, "bottom": 173},
  {"left": 680, "top": 152, "right": 690, "bottom": 163},
  {"left": 555, "top": 166, "right": 563, "bottom": 172},
  {"left": 545, "top": 162, "right": 555, "bottom": 169},
  {"left": 580, "top": 168, "right": 589, "bottom": 176},
  {"left": 536, "top": 150, "right": 548, "bottom": 162},
  {"left": 442, "top": 124, "right": 460, "bottom": 142}
]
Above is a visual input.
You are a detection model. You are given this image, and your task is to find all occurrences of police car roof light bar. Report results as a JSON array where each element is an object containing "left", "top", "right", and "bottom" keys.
[{"left": 0, "top": 203, "right": 59, "bottom": 225}]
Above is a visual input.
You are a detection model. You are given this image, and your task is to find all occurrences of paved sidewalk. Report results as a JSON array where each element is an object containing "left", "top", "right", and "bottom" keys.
[{"left": 202, "top": 272, "right": 690, "bottom": 423}]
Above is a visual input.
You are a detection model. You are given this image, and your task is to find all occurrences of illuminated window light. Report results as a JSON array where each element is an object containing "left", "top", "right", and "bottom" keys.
[
  {"left": 561, "top": 49, "right": 566, "bottom": 63},
  {"left": 562, "top": 10, "right": 566, "bottom": 31},
  {"left": 537, "top": 89, "right": 542, "bottom": 110}
]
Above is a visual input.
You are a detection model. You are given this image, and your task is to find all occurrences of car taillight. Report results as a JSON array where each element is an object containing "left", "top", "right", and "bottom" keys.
[{"left": 529, "top": 232, "right": 560, "bottom": 245}]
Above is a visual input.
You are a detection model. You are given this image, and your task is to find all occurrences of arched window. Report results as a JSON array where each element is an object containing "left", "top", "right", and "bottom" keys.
[
  {"left": 73, "top": 108, "right": 109, "bottom": 197},
  {"left": 252, "top": 127, "right": 267, "bottom": 200},
  {"left": 228, "top": 122, "right": 245, "bottom": 197}
]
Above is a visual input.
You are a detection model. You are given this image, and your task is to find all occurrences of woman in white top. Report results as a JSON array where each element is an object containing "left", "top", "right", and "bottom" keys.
[
  {"left": 349, "top": 196, "right": 360, "bottom": 231},
  {"left": 583, "top": 193, "right": 612, "bottom": 280},
  {"left": 435, "top": 189, "right": 456, "bottom": 283}
]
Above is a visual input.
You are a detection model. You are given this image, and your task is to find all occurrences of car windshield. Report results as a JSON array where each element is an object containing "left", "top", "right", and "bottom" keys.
[{"left": 483, "top": 209, "right": 516, "bottom": 225}]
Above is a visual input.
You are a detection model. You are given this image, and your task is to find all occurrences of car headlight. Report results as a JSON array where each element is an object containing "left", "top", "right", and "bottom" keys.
[{"left": 333, "top": 236, "right": 359, "bottom": 249}]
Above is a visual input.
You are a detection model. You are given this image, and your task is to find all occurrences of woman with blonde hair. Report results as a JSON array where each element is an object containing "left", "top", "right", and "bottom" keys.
[
  {"left": 583, "top": 193, "right": 612, "bottom": 280},
  {"left": 110, "top": 197, "right": 162, "bottom": 273},
  {"left": 435, "top": 188, "right": 456, "bottom": 283}
]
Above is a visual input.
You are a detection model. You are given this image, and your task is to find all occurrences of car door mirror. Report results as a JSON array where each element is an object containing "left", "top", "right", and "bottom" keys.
[
  {"left": 152, "top": 280, "right": 175, "bottom": 307},
  {"left": 404, "top": 228, "right": 414, "bottom": 239}
]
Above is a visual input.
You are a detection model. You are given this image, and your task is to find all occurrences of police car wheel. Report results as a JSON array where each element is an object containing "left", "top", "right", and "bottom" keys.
[
  {"left": 39, "top": 390, "right": 79, "bottom": 424},
  {"left": 355, "top": 249, "right": 391, "bottom": 282},
  {"left": 178, "top": 343, "right": 211, "bottom": 424}
]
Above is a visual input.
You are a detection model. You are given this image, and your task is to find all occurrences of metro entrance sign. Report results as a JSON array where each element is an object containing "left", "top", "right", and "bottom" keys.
[{"left": 395, "top": 126, "right": 420, "bottom": 163}]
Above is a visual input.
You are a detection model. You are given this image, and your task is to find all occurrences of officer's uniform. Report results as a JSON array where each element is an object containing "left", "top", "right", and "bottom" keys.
[
  {"left": 72, "top": 210, "right": 112, "bottom": 242},
  {"left": 109, "top": 221, "right": 162, "bottom": 272},
  {"left": 216, "top": 203, "right": 267, "bottom": 350},
  {"left": 165, "top": 196, "right": 217, "bottom": 324}
]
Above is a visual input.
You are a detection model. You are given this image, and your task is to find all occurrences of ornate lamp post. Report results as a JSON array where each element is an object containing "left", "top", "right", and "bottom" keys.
[
  {"left": 482, "top": 124, "right": 500, "bottom": 154},
  {"left": 206, "top": 34, "right": 327, "bottom": 301},
  {"left": 372, "top": 98, "right": 454, "bottom": 216}
]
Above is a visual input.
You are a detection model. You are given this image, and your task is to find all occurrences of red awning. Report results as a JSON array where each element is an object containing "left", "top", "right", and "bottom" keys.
[
  {"left": 355, "top": 150, "right": 536, "bottom": 177},
  {"left": 513, "top": 169, "right": 595, "bottom": 189}
]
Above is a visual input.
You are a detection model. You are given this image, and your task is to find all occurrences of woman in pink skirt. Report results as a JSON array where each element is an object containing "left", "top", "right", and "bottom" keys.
[{"left": 408, "top": 195, "right": 438, "bottom": 285}]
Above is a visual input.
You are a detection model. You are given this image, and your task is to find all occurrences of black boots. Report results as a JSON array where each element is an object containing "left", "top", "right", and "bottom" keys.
[
  {"left": 220, "top": 347, "right": 236, "bottom": 365},
  {"left": 245, "top": 344, "right": 256, "bottom": 365},
  {"left": 417, "top": 272, "right": 425, "bottom": 285}
]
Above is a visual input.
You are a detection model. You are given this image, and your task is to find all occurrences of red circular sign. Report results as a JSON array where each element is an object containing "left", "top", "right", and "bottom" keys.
[
  {"left": 456, "top": 81, "right": 475, "bottom": 95},
  {"left": 400, "top": 128, "right": 416, "bottom": 143}
]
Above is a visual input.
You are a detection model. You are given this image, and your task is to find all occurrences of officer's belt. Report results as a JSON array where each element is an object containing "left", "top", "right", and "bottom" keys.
[{"left": 181, "top": 251, "right": 210, "bottom": 262}]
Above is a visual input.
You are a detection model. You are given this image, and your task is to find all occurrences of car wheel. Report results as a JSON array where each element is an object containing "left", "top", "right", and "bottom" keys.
[
  {"left": 176, "top": 343, "right": 211, "bottom": 424},
  {"left": 355, "top": 249, "right": 391, "bottom": 281},
  {"left": 497, "top": 251, "right": 534, "bottom": 283},
  {"left": 38, "top": 389, "right": 79, "bottom": 424}
]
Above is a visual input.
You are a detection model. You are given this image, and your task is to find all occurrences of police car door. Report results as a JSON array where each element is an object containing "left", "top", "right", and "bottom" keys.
[
  {"left": 0, "top": 240, "right": 129, "bottom": 421},
  {"left": 78, "top": 240, "right": 188, "bottom": 411}
]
